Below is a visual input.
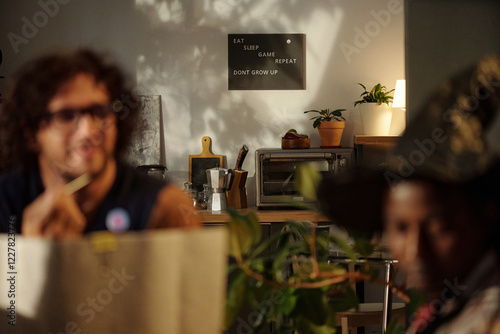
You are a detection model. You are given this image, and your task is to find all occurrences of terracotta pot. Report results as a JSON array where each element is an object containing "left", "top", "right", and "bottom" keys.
[
  {"left": 317, "top": 121, "right": 345, "bottom": 147},
  {"left": 358, "top": 103, "right": 393, "bottom": 135}
]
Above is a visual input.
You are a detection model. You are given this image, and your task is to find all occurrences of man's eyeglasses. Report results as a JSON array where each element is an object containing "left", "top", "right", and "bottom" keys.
[{"left": 45, "top": 105, "right": 114, "bottom": 130}]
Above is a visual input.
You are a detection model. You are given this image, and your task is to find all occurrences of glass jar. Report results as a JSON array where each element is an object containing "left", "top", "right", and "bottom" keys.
[
  {"left": 197, "top": 184, "right": 210, "bottom": 210},
  {"left": 183, "top": 182, "right": 198, "bottom": 208}
]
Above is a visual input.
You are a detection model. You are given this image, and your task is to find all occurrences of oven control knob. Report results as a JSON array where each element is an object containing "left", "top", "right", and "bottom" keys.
[{"left": 339, "top": 157, "right": 347, "bottom": 167}]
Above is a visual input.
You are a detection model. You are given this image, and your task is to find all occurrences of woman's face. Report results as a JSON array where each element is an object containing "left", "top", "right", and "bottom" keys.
[{"left": 384, "top": 181, "right": 484, "bottom": 299}]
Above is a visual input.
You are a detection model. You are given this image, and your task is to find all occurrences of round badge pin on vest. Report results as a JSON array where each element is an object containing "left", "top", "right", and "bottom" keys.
[{"left": 105, "top": 208, "right": 130, "bottom": 233}]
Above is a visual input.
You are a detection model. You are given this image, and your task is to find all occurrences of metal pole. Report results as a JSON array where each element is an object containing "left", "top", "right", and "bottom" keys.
[{"left": 382, "top": 261, "right": 394, "bottom": 332}]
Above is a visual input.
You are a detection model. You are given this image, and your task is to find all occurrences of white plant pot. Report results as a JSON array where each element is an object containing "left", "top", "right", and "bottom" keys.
[{"left": 358, "top": 103, "right": 393, "bottom": 136}]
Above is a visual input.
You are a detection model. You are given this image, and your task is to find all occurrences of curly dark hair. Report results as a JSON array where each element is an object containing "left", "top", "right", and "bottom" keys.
[{"left": 0, "top": 48, "right": 138, "bottom": 173}]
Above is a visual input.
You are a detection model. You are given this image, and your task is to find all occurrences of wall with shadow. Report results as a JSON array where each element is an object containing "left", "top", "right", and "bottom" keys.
[{"left": 0, "top": 0, "right": 405, "bottom": 204}]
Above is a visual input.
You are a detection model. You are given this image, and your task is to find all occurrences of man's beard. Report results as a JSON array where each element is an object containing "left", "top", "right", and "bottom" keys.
[{"left": 60, "top": 142, "right": 110, "bottom": 182}]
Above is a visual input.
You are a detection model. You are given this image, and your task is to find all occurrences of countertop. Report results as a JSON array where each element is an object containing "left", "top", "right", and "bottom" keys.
[{"left": 196, "top": 207, "right": 329, "bottom": 223}]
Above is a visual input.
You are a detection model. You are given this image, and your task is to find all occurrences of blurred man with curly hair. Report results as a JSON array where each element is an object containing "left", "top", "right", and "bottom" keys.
[{"left": 0, "top": 49, "right": 200, "bottom": 237}]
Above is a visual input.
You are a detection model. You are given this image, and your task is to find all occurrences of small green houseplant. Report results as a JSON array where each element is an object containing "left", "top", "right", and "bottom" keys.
[
  {"left": 304, "top": 108, "right": 346, "bottom": 147},
  {"left": 354, "top": 83, "right": 394, "bottom": 135},
  {"left": 304, "top": 108, "right": 346, "bottom": 129},
  {"left": 353, "top": 83, "right": 394, "bottom": 106}
]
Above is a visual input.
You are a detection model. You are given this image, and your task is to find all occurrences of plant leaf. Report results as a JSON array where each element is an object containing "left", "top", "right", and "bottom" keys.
[
  {"left": 273, "top": 237, "right": 292, "bottom": 282},
  {"left": 260, "top": 287, "right": 299, "bottom": 326},
  {"left": 286, "top": 219, "right": 312, "bottom": 238},
  {"left": 331, "top": 109, "right": 345, "bottom": 117},
  {"left": 227, "top": 209, "right": 262, "bottom": 257},
  {"left": 407, "top": 288, "right": 426, "bottom": 315},
  {"left": 294, "top": 163, "right": 322, "bottom": 201},
  {"left": 357, "top": 83, "right": 367, "bottom": 91},
  {"left": 280, "top": 288, "right": 299, "bottom": 316},
  {"left": 224, "top": 268, "right": 248, "bottom": 330},
  {"left": 356, "top": 83, "right": 394, "bottom": 105},
  {"left": 248, "top": 258, "right": 265, "bottom": 273},
  {"left": 313, "top": 118, "right": 322, "bottom": 128},
  {"left": 247, "top": 230, "right": 292, "bottom": 260},
  {"left": 328, "top": 286, "right": 358, "bottom": 313},
  {"left": 292, "top": 289, "right": 329, "bottom": 325},
  {"left": 294, "top": 316, "right": 336, "bottom": 334},
  {"left": 353, "top": 237, "right": 375, "bottom": 257},
  {"left": 227, "top": 263, "right": 239, "bottom": 275},
  {"left": 328, "top": 234, "right": 358, "bottom": 262}
]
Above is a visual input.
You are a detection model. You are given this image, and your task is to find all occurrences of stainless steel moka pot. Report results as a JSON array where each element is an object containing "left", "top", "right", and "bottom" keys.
[{"left": 206, "top": 167, "right": 233, "bottom": 211}]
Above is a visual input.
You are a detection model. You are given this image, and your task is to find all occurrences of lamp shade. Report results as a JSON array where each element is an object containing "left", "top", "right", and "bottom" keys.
[{"left": 392, "top": 79, "right": 406, "bottom": 109}]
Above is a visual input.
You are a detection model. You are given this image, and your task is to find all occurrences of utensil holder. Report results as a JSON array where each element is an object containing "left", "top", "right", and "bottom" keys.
[{"left": 226, "top": 170, "right": 248, "bottom": 209}]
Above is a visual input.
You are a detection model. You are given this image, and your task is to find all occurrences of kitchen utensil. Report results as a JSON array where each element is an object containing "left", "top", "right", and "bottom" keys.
[
  {"left": 227, "top": 144, "right": 249, "bottom": 209},
  {"left": 206, "top": 167, "right": 233, "bottom": 211},
  {"left": 189, "top": 136, "right": 223, "bottom": 192},
  {"left": 234, "top": 145, "right": 249, "bottom": 170}
]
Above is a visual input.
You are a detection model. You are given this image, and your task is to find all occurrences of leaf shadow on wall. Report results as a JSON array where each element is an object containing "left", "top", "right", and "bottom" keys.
[{"left": 132, "top": 0, "right": 343, "bottom": 165}]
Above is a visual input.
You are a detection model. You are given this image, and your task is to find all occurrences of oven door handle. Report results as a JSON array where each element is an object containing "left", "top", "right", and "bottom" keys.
[{"left": 263, "top": 153, "right": 335, "bottom": 160}]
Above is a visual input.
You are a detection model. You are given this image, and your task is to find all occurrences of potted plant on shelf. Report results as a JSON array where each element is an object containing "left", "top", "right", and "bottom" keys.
[
  {"left": 304, "top": 108, "right": 346, "bottom": 147},
  {"left": 354, "top": 83, "right": 394, "bottom": 136}
]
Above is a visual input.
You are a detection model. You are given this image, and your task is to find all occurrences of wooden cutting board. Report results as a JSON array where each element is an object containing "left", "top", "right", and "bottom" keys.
[{"left": 189, "top": 136, "right": 223, "bottom": 192}]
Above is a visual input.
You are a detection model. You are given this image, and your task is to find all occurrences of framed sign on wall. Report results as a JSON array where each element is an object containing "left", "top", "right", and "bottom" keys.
[{"left": 228, "top": 33, "right": 305, "bottom": 90}]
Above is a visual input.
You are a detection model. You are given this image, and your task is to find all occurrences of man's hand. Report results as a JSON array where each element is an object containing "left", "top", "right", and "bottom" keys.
[
  {"left": 148, "top": 185, "right": 202, "bottom": 229},
  {"left": 22, "top": 186, "right": 87, "bottom": 238}
]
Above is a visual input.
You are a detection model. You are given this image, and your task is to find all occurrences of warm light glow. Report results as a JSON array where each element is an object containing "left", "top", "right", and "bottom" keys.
[
  {"left": 392, "top": 79, "right": 406, "bottom": 109},
  {"left": 390, "top": 79, "right": 406, "bottom": 135}
]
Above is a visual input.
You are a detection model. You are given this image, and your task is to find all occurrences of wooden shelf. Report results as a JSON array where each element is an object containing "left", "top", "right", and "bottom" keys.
[{"left": 353, "top": 135, "right": 401, "bottom": 145}]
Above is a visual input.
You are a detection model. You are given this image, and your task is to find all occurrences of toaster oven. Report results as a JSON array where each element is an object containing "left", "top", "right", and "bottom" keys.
[{"left": 255, "top": 148, "right": 354, "bottom": 208}]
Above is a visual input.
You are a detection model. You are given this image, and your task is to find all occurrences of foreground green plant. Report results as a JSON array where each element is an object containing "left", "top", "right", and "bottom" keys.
[{"left": 224, "top": 164, "right": 409, "bottom": 334}]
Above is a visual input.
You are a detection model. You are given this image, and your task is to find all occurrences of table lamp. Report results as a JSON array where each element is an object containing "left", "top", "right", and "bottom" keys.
[{"left": 390, "top": 79, "right": 406, "bottom": 135}]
